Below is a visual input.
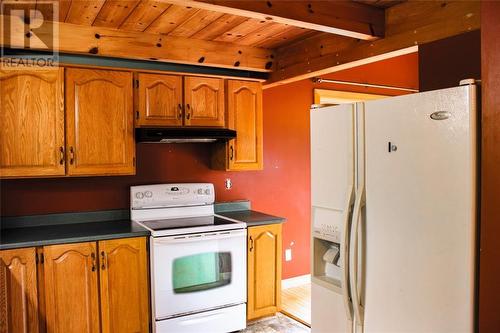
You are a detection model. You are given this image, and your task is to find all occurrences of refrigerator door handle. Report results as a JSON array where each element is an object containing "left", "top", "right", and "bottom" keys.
[
  {"left": 342, "top": 184, "right": 355, "bottom": 322},
  {"left": 350, "top": 183, "right": 365, "bottom": 327}
]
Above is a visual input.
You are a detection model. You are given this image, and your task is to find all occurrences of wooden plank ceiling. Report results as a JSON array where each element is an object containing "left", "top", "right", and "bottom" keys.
[
  {"left": 2, "top": 0, "right": 479, "bottom": 83},
  {"left": 1, "top": 0, "right": 399, "bottom": 71},
  {"left": 49, "top": 0, "right": 305, "bottom": 49},
  {"left": 49, "top": 0, "right": 394, "bottom": 49}
]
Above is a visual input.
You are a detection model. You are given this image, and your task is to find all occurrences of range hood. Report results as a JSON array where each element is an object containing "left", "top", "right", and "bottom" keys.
[{"left": 136, "top": 127, "right": 236, "bottom": 143}]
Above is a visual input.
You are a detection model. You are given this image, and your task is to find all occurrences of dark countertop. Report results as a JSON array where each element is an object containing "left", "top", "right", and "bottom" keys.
[
  {"left": 0, "top": 220, "right": 150, "bottom": 250},
  {"left": 216, "top": 210, "right": 285, "bottom": 227},
  {"left": 0, "top": 203, "right": 283, "bottom": 250}
]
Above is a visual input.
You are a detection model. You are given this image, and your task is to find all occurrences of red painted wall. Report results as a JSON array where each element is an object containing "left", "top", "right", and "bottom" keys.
[
  {"left": 0, "top": 53, "right": 418, "bottom": 279},
  {"left": 480, "top": 2, "right": 500, "bottom": 332}
]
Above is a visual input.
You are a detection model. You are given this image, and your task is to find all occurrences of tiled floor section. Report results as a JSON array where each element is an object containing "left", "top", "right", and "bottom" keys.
[
  {"left": 281, "top": 283, "right": 311, "bottom": 325},
  {"left": 241, "top": 313, "right": 310, "bottom": 333}
]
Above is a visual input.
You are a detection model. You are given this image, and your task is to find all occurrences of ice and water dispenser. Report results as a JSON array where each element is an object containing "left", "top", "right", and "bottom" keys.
[{"left": 312, "top": 207, "right": 344, "bottom": 289}]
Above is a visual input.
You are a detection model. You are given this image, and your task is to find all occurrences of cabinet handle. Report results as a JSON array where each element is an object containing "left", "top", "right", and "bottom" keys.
[
  {"left": 91, "top": 252, "right": 96, "bottom": 272},
  {"left": 230, "top": 145, "right": 234, "bottom": 161},
  {"left": 178, "top": 104, "right": 183, "bottom": 119},
  {"left": 249, "top": 236, "right": 254, "bottom": 252},
  {"left": 186, "top": 104, "right": 191, "bottom": 120},
  {"left": 69, "top": 146, "right": 75, "bottom": 165},
  {"left": 59, "top": 146, "right": 65, "bottom": 165},
  {"left": 101, "top": 251, "right": 106, "bottom": 270}
]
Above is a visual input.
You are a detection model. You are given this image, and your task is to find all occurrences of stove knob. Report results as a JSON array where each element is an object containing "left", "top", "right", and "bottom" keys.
[
  {"left": 145, "top": 191, "right": 153, "bottom": 198},
  {"left": 135, "top": 192, "right": 144, "bottom": 199},
  {"left": 204, "top": 189, "right": 210, "bottom": 195},
  {"left": 197, "top": 189, "right": 203, "bottom": 195}
]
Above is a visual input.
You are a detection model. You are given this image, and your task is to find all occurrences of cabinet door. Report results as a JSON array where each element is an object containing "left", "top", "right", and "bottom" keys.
[
  {"left": 0, "top": 68, "right": 65, "bottom": 178},
  {"left": 98, "top": 237, "right": 149, "bottom": 333},
  {"left": 65, "top": 68, "right": 134, "bottom": 176},
  {"left": 227, "top": 80, "right": 263, "bottom": 170},
  {"left": 247, "top": 224, "right": 282, "bottom": 320},
  {"left": 137, "top": 73, "right": 183, "bottom": 127},
  {"left": 184, "top": 76, "right": 224, "bottom": 127},
  {"left": 0, "top": 247, "right": 39, "bottom": 333},
  {"left": 43, "top": 242, "right": 99, "bottom": 333}
]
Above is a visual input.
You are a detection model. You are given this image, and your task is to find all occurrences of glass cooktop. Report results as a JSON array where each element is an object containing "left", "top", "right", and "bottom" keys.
[{"left": 141, "top": 215, "right": 237, "bottom": 231}]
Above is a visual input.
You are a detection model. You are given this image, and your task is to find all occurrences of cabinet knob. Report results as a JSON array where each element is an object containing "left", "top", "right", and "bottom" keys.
[
  {"left": 59, "top": 146, "right": 65, "bottom": 165},
  {"left": 230, "top": 145, "right": 234, "bottom": 161},
  {"left": 249, "top": 236, "right": 254, "bottom": 252},
  {"left": 186, "top": 104, "right": 191, "bottom": 120},
  {"left": 91, "top": 253, "right": 96, "bottom": 272},
  {"left": 69, "top": 147, "right": 75, "bottom": 165},
  {"left": 101, "top": 251, "right": 106, "bottom": 270},
  {"left": 178, "top": 104, "right": 183, "bottom": 119}
]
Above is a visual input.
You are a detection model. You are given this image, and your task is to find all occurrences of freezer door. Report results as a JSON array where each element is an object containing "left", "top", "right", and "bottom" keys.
[
  {"left": 310, "top": 104, "right": 356, "bottom": 332},
  {"left": 363, "top": 85, "right": 477, "bottom": 332},
  {"left": 311, "top": 104, "right": 355, "bottom": 242},
  {"left": 312, "top": 283, "right": 353, "bottom": 333}
]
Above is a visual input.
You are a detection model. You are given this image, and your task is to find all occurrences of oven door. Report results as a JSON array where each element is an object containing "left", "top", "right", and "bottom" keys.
[{"left": 152, "top": 228, "right": 247, "bottom": 319}]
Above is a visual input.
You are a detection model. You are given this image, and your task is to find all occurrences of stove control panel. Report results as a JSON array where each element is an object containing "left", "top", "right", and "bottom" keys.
[{"left": 131, "top": 183, "right": 215, "bottom": 209}]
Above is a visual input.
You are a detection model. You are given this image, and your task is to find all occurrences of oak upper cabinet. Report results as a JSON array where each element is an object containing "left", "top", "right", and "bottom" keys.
[
  {"left": 0, "top": 247, "right": 39, "bottom": 333},
  {"left": 184, "top": 76, "right": 225, "bottom": 127},
  {"left": 99, "top": 237, "right": 149, "bottom": 333},
  {"left": 247, "top": 224, "right": 282, "bottom": 320},
  {"left": 137, "top": 73, "right": 183, "bottom": 127},
  {"left": 43, "top": 242, "right": 100, "bottom": 333},
  {"left": 212, "top": 80, "right": 263, "bottom": 171},
  {"left": 65, "top": 68, "right": 135, "bottom": 176},
  {"left": 0, "top": 68, "right": 65, "bottom": 178}
]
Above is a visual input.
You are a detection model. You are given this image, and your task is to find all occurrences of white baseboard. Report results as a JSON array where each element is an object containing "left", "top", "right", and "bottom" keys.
[{"left": 282, "top": 274, "right": 311, "bottom": 289}]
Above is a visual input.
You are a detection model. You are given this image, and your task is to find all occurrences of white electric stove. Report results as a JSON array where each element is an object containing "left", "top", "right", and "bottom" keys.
[{"left": 131, "top": 183, "right": 247, "bottom": 333}]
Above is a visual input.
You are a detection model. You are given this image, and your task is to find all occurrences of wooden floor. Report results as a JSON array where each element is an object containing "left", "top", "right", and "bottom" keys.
[{"left": 281, "top": 283, "right": 311, "bottom": 326}]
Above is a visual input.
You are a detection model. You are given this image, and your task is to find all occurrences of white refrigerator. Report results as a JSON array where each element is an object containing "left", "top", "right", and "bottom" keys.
[{"left": 310, "top": 83, "right": 477, "bottom": 333}]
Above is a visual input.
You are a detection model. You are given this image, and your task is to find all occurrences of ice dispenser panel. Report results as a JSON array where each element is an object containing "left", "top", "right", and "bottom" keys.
[
  {"left": 313, "top": 237, "right": 342, "bottom": 288},
  {"left": 312, "top": 206, "right": 342, "bottom": 242}
]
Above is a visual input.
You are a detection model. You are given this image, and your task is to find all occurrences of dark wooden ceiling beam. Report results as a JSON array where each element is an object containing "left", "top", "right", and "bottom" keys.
[{"left": 162, "top": 0, "right": 385, "bottom": 40}]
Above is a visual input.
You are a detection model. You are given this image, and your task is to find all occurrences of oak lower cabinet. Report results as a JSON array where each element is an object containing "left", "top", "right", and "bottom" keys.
[
  {"left": 0, "top": 237, "right": 149, "bottom": 333},
  {"left": 212, "top": 80, "right": 263, "bottom": 171},
  {"left": 65, "top": 68, "right": 135, "bottom": 176},
  {"left": 247, "top": 224, "right": 282, "bottom": 321},
  {"left": 0, "top": 247, "right": 40, "bottom": 333},
  {"left": 44, "top": 242, "right": 100, "bottom": 333},
  {"left": 99, "top": 238, "right": 149, "bottom": 333},
  {"left": 0, "top": 68, "right": 65, "bottom": 178}
]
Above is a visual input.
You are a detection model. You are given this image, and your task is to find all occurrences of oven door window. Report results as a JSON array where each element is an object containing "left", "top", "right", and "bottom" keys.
[{"left": 172, "top": 252, "right": 232, "bottom": 293}]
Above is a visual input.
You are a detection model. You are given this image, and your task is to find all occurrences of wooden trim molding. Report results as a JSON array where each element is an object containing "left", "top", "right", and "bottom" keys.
[{"left": 313, "top": 89, "right": 387, "bottom": 105}]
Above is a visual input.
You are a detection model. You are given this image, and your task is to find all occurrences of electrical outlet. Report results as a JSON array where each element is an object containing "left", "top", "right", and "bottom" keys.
[
  {"left": 285, "top": 249, "right": 292, "bottom": 262},
  {"left": 225, "top": 178, "right": 232, "bottom": 190}
]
